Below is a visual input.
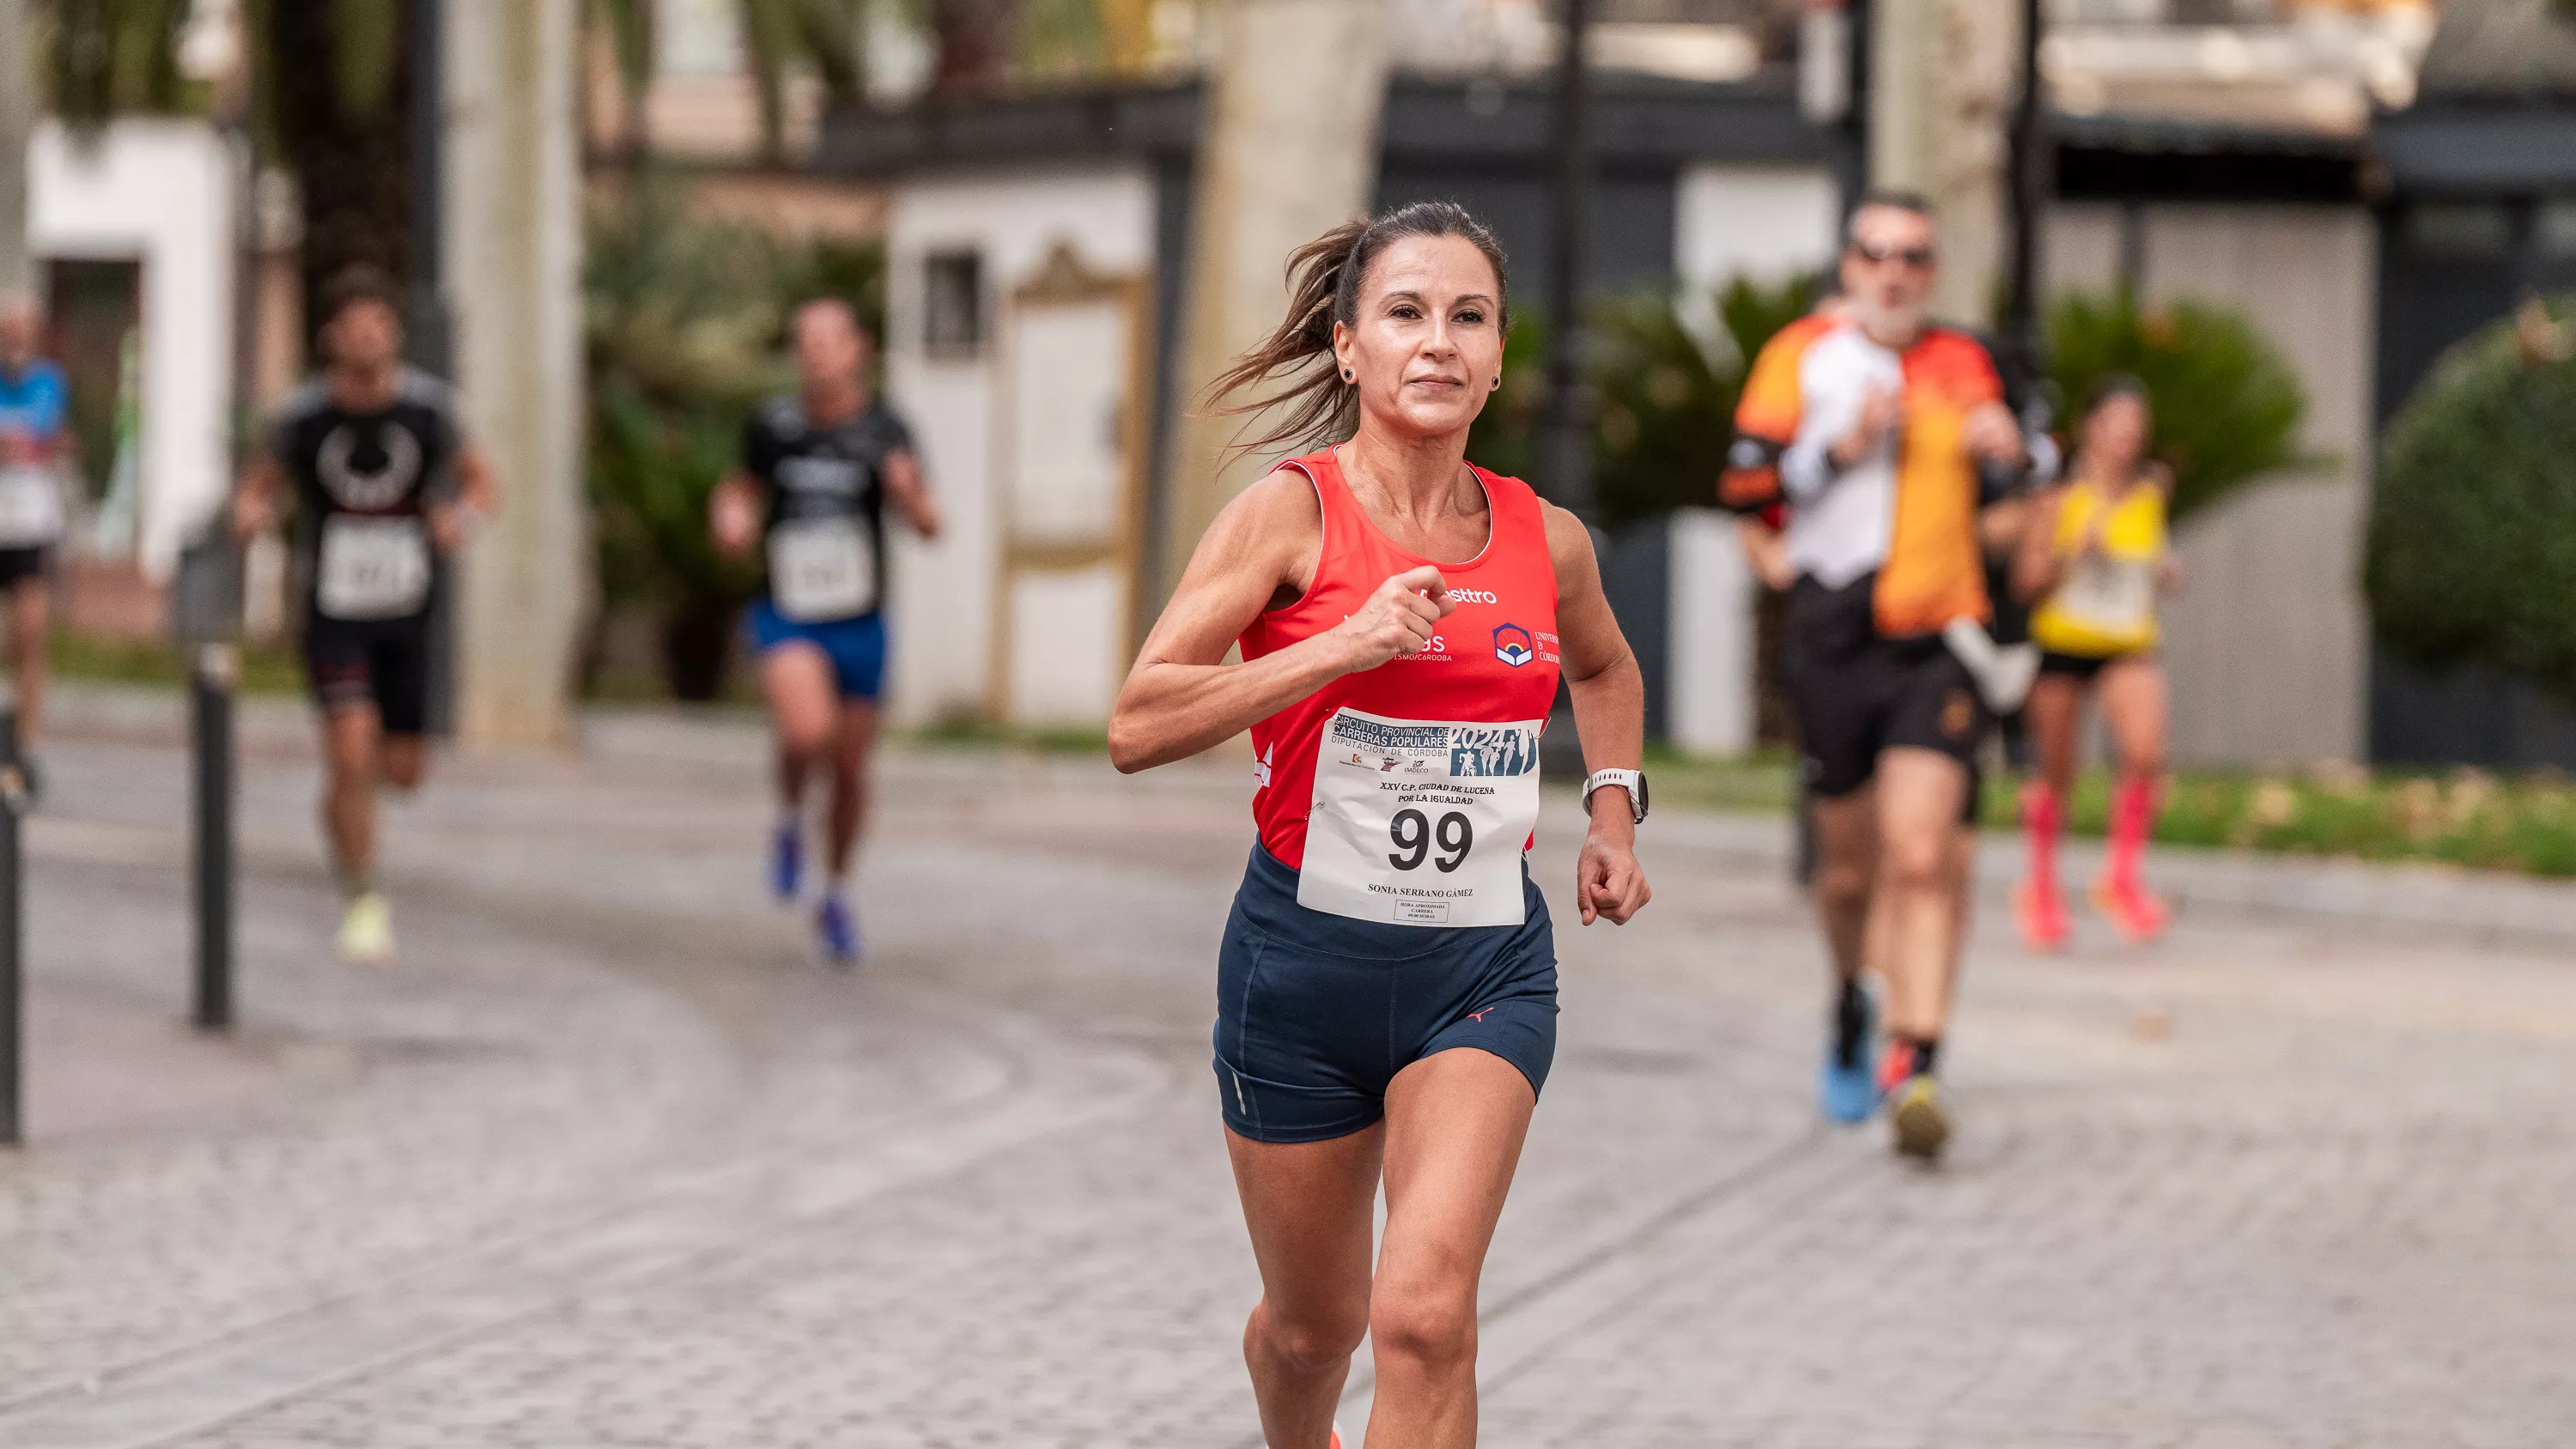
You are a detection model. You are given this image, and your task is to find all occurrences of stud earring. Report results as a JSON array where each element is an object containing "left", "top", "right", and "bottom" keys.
[
  {"left": 1342, "top": 369, "right": 1354, "bottom": 382},
  {"left": 1492, "top": 376, "right": 1502, "bottom": 388}
]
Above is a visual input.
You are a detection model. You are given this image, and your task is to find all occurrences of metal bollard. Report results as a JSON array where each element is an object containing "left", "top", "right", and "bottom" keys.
[
  {"left": 191, "top": 645, "right": 235, "bottom": 1030},
  {"left": 173, "top": 535, "right": 243, "bottom": 1034},
  {"left": 0, "top": 682, "right": 21, "bottom": 1145}
]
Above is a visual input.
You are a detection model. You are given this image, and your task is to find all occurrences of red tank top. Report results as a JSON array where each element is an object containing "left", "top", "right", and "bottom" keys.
[{"left": 1241, "top": 449, "right": 1563, "bottom": 870}]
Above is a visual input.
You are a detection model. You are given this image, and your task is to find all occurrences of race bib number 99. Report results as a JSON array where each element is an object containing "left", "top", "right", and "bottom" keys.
[
  {"left": 1297, "top": 706, "right": 1545, "bottom": 928},
  {"left": 315, "top": 515, "right": 432, "bottom": 621},
  {"left": 769, "top": 518, "right": 876, "bottom": 622}
]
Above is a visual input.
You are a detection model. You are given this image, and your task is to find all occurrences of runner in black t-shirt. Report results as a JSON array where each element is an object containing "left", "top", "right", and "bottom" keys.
[
  {"left": 233, "top": 267, "right": 496, "bottom": 964},
  {"left": 711, "top": 298, "right": 940, "bottom": 965}
]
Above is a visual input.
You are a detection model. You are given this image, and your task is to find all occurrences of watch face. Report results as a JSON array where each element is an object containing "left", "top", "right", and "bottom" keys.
[{"left": 1636, "top": 773, "right": 1649, "bottom": 819}]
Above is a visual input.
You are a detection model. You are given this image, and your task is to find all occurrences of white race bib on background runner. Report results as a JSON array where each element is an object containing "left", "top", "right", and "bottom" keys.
[
  {"left": 2055, "top": 554, "right": 2154, "bottom": 638},
  {"left": 1297, "top": 706, "right": 1545, "bottom": 929},
  {"left": 769, "top": 518, "right": 876, "bottom": 621},
  {"left": 0, "top": 465, "right": 64, "bottom": 548},
  {"left": 315, "top": 514, "right": 431, "bottom": 620}
]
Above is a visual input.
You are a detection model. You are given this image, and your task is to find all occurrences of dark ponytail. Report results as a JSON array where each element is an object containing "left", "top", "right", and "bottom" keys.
[{"left": 1200, "top": 200, "right": 1510, "bottom": 464}]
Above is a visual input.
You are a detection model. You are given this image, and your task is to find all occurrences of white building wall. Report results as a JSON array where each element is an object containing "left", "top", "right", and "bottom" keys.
[
  {"left": 2043, "top": 203, "right": 2375, "bottom": 768},
  {"left": 1667, "top": 508, "right": 1758, "bottom": 755},
  {"left": 1667, "top": 162, "right": 1838, "bottom": 755},
  {"left": 882, "top": 164, "right": 1157, "bottom": 726},
  {"left": 1674, "top": 163, "right": 1842, "bottom": 302},
  {"left": 27, "top": 119, "right": 236, "bottom": 578}
]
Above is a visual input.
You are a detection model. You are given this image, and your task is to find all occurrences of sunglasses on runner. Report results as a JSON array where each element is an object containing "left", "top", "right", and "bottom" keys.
[{"left": 1848, "top": 241, "right": 1937, "bottom": 269}]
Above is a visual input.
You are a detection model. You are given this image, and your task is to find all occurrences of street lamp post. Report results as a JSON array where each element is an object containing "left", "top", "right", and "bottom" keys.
[
  {"left": 1540, "top": 0, "right": 1596, "bottom": 521},
  {"left": 2002, "top": 0, "right": 2049, "bottom": 382},
  {"left": 408, "top": 0, "right": 461, "bottom": 736},
  {"left": 410, "top": 0, "right": 451, "bottom": 375}
]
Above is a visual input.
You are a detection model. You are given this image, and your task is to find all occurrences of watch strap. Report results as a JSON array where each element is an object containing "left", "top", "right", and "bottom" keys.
[{"left": 1583, "top": 768, "right": 1647, "bottom": 824}]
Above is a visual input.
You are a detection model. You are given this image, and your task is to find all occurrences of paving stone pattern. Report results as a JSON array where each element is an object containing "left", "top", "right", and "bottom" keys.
[{"left": 2, "top": 721, "right": 2569, "bottom": 1448}]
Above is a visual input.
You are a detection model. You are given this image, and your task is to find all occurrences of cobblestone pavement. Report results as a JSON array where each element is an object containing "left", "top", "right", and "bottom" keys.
[{"left": 3, "top": 707, "right": 2571, "bottom": 1448}]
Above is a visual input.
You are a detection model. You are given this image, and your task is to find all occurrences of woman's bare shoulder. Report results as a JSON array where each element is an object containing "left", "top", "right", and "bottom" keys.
[{"left": 1186, "top": 464, "right": 1324, "bottom": 584}]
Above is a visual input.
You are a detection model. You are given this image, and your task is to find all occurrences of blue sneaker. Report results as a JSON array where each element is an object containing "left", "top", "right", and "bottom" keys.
[
  {"left": 817, "top": 894, "right": 859, "bottom": 967},
  {"left": 770, "top": 818, "right": 803, "bottom": 902},
  {"left": 1820, "top": 985, "right": 1879, "bottom": 1125}
]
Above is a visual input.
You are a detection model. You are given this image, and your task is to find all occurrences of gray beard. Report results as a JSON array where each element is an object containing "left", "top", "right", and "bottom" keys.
[{"left": 1851, "top": 299, "right": 1926, "bottom": 350}]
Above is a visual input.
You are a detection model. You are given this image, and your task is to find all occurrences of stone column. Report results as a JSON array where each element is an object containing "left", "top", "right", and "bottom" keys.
[
  {"left": 0, "top": 0, "right": 33, "bottom": 294},
  {"left": 445, "top": 0, "right": 588, "bottom": 748},
  {"left": 1157, "top": 0, "right": 1389, "bottom": 598},
  {"left": 1868, "top": 0, "right": 2020, "bottom": 327}
]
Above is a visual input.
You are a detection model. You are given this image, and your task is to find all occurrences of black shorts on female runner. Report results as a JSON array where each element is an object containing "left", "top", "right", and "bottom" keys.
[{"left": 1215, "top": 843, "right": 1558, "bottom": 1143}]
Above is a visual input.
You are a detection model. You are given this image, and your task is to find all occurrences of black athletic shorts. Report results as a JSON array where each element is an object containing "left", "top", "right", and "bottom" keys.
[
  {"left": 1214, "top": 844, "right": 1558, "bottom": 1144},
  {"left": 0, "top": 546, "right": 49, "bottom": 588},
  {"left": 1786, "top": 573, "right": 1988, "bottom": 800},
  {"left": 2038, "top": 648, "right": 2153, "bottom": 682},
  {"left": 302, "top": 614, "right": 431, "bottom": 736}
]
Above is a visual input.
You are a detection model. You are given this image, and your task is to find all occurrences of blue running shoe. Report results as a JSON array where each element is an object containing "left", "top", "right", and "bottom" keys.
[
  {"left": 769, "top": 818, "right": 803, "bottom": 902},
  {"left": 1820, "top": 985, "right": 1879, "bottom": 1125},
  {"left": 817, "top": 894, "right": 859, "bottom": 967}
]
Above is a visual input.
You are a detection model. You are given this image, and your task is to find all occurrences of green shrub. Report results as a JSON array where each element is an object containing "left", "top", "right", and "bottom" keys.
[
  {"left": 2045, "top": 287, "right": 2310, "bottom": 520},
  {"left": 2366, "top": 294, "right": 2576, "bottom": 697}
]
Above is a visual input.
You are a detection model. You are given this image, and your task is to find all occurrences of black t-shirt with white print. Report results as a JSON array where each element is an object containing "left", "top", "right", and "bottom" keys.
[
  {"left": 742, "top": 395, "right": 913, "bottom": 621},
  {"left": 270, "top": 368, "right": 464, "bottom": 626}
]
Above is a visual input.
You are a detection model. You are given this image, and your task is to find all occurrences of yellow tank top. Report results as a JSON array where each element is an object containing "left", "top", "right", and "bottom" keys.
[{"left": 2030, "top": 475, "right": 2167, "bottom": 657}]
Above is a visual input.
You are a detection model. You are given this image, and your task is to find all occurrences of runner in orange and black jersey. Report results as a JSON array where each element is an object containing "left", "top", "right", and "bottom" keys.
[{"left": 1718, "top": 194, "right": 2045, "bottom": 1161}]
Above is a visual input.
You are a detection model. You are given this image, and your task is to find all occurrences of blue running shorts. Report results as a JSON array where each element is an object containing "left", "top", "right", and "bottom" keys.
[
  {"left": 746, "top": 600, "right": 887, "bottom": 700},
  {"left": 1214, "top": 843, "right": 1559, "bottom": 1144}
]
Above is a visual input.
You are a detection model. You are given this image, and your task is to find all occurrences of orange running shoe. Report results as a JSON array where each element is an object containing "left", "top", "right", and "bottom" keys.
[
  {"left": 2014, "top": 878, "right": 2070, "bottom": 950},
  {"left": 2091, "top": 876, "right": 2171, "bottom": 943}
]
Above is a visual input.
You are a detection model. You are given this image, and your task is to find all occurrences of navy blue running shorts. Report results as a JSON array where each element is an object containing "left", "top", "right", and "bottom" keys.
[
  {"left": 745, "top": 599, "right": 887, "bottom": 700},
  {"left": 1213, "top": 843, "right": 1559, "bottom": 1144}
]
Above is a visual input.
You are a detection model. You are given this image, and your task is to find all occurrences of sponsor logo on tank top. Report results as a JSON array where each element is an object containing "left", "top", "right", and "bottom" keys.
[
  {"left": 1449, "top": 587, "right": 1501, "bottom": 604},
  {"left": 1395, "top": 634, "right": 1453, "bottom": 664},
  {"left": 1492, "top": 623, "right": 1534, "bottom": 667}
]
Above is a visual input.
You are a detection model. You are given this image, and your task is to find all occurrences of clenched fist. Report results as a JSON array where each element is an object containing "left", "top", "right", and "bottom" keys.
[
  {"left": 1331, "top": 565, "right": 1455, "bottom": 673},
  {"left": 1961, "top": 399, "right": 2026, "bottom": 467}
]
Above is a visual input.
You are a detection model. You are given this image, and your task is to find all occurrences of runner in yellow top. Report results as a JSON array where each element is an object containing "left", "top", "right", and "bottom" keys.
[{"left": 2012, "top": 376, "right": 2178, "bottom": 947}]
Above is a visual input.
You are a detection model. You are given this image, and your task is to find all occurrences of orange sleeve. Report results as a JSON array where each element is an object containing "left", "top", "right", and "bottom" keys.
[{"left": 1718, "top": 316, "right": 1824, "bottom": 512}]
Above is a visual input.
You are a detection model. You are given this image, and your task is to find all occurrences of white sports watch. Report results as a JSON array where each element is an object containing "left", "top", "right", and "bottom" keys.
[{"left": 1582, "top": 768, "right": 1648, "bottom": 825}]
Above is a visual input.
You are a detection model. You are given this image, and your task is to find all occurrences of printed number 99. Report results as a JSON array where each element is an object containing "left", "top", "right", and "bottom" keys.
[{"left": 1388, "top": 809, "right": 1473, "bottom": 873}]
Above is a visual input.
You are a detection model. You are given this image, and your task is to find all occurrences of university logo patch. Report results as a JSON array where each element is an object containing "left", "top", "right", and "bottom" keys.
[{"left": 1493, "top": 623, "right": 1534, "bottom": 668}]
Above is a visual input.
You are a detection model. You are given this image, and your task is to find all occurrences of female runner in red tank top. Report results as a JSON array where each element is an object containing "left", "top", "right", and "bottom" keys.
[{"left": 1110, "top": 203, "right": 1651, "bottom": 1448}]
